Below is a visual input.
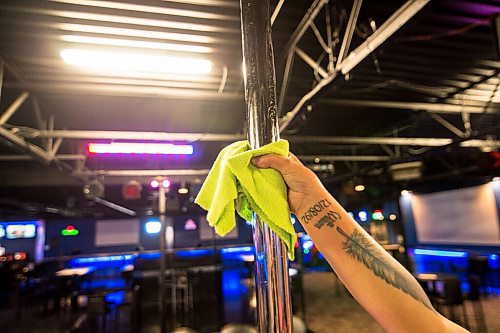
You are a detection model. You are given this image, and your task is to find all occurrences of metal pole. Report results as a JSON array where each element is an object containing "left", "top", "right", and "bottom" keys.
[
  {"left": 239, "top": 1, "right": 292, "bottom": 332},
  {"left": 158, "top": 186, "right": 167, "bottom": 332}
]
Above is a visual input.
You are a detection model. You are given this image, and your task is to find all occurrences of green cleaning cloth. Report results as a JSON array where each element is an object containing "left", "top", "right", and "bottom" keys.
[{"left": 195, "top": 139, "right": 296, "bottom": 260}]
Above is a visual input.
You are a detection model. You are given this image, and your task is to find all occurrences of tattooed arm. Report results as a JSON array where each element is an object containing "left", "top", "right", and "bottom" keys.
[{"left": 252, "top": 153, "right": 469, "bottom": 333}]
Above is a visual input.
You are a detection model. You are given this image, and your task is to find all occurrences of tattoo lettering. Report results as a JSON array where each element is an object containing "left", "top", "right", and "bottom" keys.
[
  {"left": 314, "top": 211, "right": 341, "bottom": 229},
  {"left": 300, "top": 199, "right": 332, "bottom": 224},
  {"left": 336, "top": 227, "right": 435, "bottom": 311}
]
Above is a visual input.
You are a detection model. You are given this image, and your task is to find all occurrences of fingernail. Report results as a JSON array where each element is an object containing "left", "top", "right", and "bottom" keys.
[{"left": 251, "top": 156, "right": 261, "bottom": 165}]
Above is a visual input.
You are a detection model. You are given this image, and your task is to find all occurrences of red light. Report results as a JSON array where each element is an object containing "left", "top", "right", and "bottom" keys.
[
  {"left": 123, "top": 180, "right": 142, "bottom": 200},
  {"left": 67, "top": 225, "right": 75, "bottom": 231}
]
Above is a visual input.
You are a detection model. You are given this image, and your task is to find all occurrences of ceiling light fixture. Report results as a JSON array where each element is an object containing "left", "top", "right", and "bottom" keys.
[
  {"left": 354, "top": 184, "right": 365, "bottom": 192},
  {"left": 87, "top": 142, "right": 194, "bottom": 155},
  {"left": 61, "top": 48, "right": 213, "bottom": 75},
  {"left": 178, "top": 182, "right": 189, "bottom": 194}
]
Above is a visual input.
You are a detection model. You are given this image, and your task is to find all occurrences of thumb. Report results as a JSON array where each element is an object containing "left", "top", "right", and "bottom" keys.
[{"left": 251, "top": 154, "right": 289, "bottom": 173}]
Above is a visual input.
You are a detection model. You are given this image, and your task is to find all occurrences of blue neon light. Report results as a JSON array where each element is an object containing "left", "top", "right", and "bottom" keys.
[
  {"left": 489, "top": 254, "right": 499, "bottom": 261},
  {"left": 222, "top": 269, "right": 246, "bottom": 298},
  {"left": 175, "top": 249, "right": 213, "bottom": 258},
  {"left": 220, "top": 246, "right": 254, "bottom": 254},
  {"left": 105, "top": 291, "right": 125, "bottom": 305},
  {"left": 70, "top": 254, "right": 136, "bottom": 266},
  {"left": 358, "top": 211, "right": 368, "bottom": 222},
  {"left": 414, "top": 249, "right": 468, "bottom": 258},
  {"left": 137, "top": 252, "right": 161, "bottom": 259}
]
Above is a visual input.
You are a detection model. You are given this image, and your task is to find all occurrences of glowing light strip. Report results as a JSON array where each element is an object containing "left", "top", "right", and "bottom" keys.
[
  {"left": 414, "top": 249, "right": 468, "bottom": 258},
  {"left": 70, "top": 254, "right": 136, "bottom": 265},
  {"left": 61, "top": 49, "right": 212, "bottom": 75},
  {"left": 88, "top": 143, "right": 194, "bottom": 155},
  {"left": 220, "top": 246, "right": 254, "bottom": 254}
]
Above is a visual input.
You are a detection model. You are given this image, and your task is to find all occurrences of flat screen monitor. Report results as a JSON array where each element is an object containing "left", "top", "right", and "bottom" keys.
[{"left": 5, "top": 224, "right": 36, "bottom": 239}]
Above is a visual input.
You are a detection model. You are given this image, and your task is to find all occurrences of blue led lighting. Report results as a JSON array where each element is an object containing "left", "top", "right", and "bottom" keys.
[
  {"left": 175, "top": 249, "right": 213, "bottom": 258},
  {"left": 105, "top": 291, "right": 125, "bottom": 305},
  {"left": 70, "top": 254, "right": 136, "bottom": 266},
  {"left": 358, "top": 211, "right": 368, "bottom": 222},
  {"left": 489, "top": 254, "right": 499, "bottom": 261},
  {"left": 220, "top": 246, "right": 254, "bottom": 254},
  {"left": 414, "top": 249, "right": 468, "bottom": 258},
  {"left": 137, "top": 252, "right": 161, "bottom": 259},
  {"left": 222, "top": 269, "right": 245, "bottom": 298}
]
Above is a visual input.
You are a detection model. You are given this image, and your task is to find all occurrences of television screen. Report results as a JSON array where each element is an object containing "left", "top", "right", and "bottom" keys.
[
  {"left": 95, "top": 219, "right": 140, "bottom": 246},
  {"left": 5, "top": 224, "right": 36, "bottom": 239},
  {"left": 410, "top": 184, "right": 500, "bottom": 245}
]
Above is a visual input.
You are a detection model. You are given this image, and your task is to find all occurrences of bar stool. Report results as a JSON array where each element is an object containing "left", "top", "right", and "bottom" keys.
[{"left": 166, "top": 270, "right": 193, "bottom": 328}]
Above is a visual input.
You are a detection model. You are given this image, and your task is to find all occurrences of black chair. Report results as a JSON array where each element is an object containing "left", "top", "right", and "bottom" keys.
[
  {"left": 430, "top": 278, "right": 469, "bottom": 330},
  {"left": 468, "top": 256, "right": 491, "bottom": 295}
]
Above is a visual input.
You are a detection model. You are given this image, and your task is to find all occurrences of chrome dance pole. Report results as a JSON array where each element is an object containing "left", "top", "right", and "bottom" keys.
[
  {"left": 158, "top": 185, "right": 167, "bottom": 332},
  {"left": 239, "top": 0, "right": 293, "bottom": 332}
]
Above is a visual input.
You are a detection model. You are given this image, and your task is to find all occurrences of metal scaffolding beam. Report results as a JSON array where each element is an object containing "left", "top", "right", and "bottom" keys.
[
  {"left": 288, "top": 135, "right": 500, "bottom": 148},
  {"left": 336, "top": 0, "right": 363, "bottom": 67},
  {"left": 0, "top": 92, "right": 29, "bottom": 125},
  {"left": 31, "top": 130, "right": 244, "bottom": 141},
  {"left": 0, "top": 126, "right": 53, "bottom": 163},
  {"left": 279, "top": 0, "right": 430, "bottom": 131},
  {"left": 0, "top": 154, "right": 85, "bottom": 161},
  {"left": 295, "top": 47, "right": 328, "bottom": 78},
  {"left": 18, "top": 129, "right": 499, "bottom": 148},
  {"left": 321, "top": 98, "right": 500, "bottom": 114}
]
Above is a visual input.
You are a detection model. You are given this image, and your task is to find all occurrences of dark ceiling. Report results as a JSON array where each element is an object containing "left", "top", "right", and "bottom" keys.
[{"left": 0, "top": 0, "right": 499, "bottom": 218}]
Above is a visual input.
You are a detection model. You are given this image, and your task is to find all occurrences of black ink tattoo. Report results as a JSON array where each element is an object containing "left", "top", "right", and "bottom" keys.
[
  {"left": 314, "top": 211, "right": 341, "bottom": 229},
  {"left": 300, "top": 199, "right": 331, "bottom": 224},
  {"left": 336, "top": 227, "right": 434, "bottom": 311}
]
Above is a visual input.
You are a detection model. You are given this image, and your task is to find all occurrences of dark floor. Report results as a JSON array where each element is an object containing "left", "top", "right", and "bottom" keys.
[
  {"left": 0, "top": 271, "right": 498, "bottom": 333},
  {"left": 303, "top": 271, "right": 500, "bottom": 333}
]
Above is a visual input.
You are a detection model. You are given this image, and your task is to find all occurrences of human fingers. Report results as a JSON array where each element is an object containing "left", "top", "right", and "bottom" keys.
[{"left": 251, "top": 154, "right": 290, "bottom": 174}]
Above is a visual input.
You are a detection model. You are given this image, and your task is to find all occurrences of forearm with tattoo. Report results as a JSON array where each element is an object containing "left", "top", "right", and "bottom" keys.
[{"left": 301, "top": 199, "right": 435, "bottom": 311}]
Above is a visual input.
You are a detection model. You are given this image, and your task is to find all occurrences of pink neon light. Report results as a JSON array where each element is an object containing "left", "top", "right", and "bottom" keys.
[
  {"left": 88, "top": 142, "right": 193, "bottom": 155},
  {"left": 150, "top": 180, "right": 159, "bottom": 188}
]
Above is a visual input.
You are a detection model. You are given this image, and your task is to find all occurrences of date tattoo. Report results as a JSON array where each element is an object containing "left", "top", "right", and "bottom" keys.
[
  {"left": 300, "top": 199, "right": 342, "bottom": 229},
  {"left": 300, "top": 199, "right": 332, "bottom": 224}
]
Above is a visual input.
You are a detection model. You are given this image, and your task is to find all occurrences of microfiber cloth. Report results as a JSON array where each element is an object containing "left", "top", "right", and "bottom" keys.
[{"left": 195, "top": 139, "right": 296, "bottom": 260}]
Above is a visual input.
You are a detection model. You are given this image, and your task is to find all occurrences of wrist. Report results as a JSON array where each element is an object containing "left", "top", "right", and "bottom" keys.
[{"left": 296, "top": 188, "right": 333, "bottom": 225}]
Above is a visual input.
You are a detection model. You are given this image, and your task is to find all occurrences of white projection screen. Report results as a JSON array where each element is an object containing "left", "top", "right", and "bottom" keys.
[
  {"left": 411, "top": 184, "right": 500, "bottom": 245},
  {"left": 95, "top": 219, "right": 140, "bottom": 246}
]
